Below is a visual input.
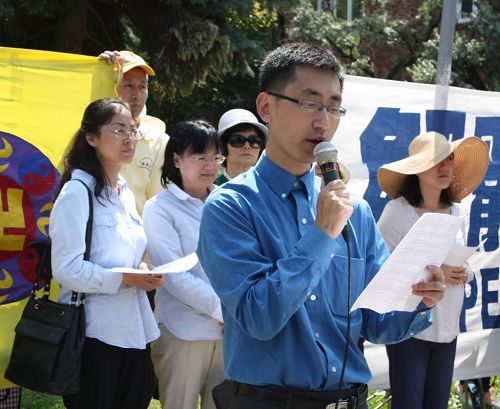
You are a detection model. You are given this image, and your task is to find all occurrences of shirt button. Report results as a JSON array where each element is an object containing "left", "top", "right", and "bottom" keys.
[
  {"left": 329, "top": 253, "right": 335, "bottom": 258},
  {"left": 310, "top": 294, "right": 317, "bottom": 301},
  {"left": 331, "top": 366, "right": 337, "bottom": 373},
  {"left": 410, "top": 332, "right": 415, "bottom": 336},
  {"left": 293, "top": 181, "right": 299, "bottom": 187},
  {"left": 281, "top": 193, "right": 286, "bottom": 198},
  {"left": 308, "top": 196, "right": 312, "bottom": 202},
  {"left": 315, "top": 332, "right": 320, "bottom": 338},
  {"left": 301, "top": 218, "right": 307, "bottom": 224},
  {"left": 420, "top": 312, "right": 427, "bottom": 316}
]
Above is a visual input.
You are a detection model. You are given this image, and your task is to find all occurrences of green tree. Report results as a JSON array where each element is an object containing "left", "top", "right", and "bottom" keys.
[
  {"left": 288, "top": 0, "right": 441, "bottom": 79},
  {"left": 0, "top": 0, "right": 295, "bottom": 125},
  {"left": 288, "top": 0, "right": 500, "bottom": 91},
  {"left": 409, "top": 1, "right": 500, "bottom": 91}
]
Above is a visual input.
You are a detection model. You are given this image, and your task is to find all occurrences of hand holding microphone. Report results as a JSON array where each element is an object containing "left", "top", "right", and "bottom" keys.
[{"left": 313, "top": 142, "right": 352, "bottom": 241}]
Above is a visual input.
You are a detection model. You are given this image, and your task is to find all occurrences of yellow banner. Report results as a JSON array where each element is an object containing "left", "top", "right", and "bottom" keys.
[{"left": 0, "top": 46, "right": 114, "bottom": 387}]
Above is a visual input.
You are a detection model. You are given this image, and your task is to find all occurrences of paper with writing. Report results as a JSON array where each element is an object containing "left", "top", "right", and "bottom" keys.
[{"left": 350, "top": 213, "right": 463, "bottom": 313}]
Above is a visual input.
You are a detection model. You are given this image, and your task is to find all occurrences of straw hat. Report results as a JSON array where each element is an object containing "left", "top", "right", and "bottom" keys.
[
  {"left": 338, "top": 162, "right": 350, "bottom": 184},
  {"left": 377, "top": 132, "right": 489, "bottom": 201}
]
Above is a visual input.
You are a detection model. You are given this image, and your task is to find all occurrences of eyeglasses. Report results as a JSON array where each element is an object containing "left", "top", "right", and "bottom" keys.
[
  {"left": 188, "top": 155, "right": 225, "bottom": 165},
  {"left": 228, "top": 134, "right": 263, "bottom": 149},
  {"left": 266, "top": 91, "right": 346, "bottom": 118},
  {"left": 110, "top": 128, "right": 143, "bottom": 140}
]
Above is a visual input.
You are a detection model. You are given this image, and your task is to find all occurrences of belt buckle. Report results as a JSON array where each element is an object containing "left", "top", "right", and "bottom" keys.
[{"left": 326, "top": 400, "right": 349, "bottom": 409}]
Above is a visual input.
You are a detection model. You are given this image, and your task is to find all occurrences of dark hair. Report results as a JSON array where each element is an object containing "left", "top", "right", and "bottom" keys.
[
  {"left": 161, "top": 120, "right": 221, "bottom": 190},
  {"left": 400, "top": 174, "right": 453, "bottom": 207},
  {"left": 258, "top": 42, "right": 345, "bottom": 93},
  {"left": 54, "top": 98, "right": 129, "bottom": 201},
  {"left": 220, "top": 123, "right": 266, "bottom": 158}
]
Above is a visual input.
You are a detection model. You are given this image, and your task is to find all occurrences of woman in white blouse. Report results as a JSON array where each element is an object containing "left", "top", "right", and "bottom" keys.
[
  {"left": 376, "top": 132, "right": 489, "bottom": 409},
  {"left": 50, "top": 98, "right": 164, "bottom": 409},
  {"left": 143, "top": 120, "right": 225, "bottom": 409}
]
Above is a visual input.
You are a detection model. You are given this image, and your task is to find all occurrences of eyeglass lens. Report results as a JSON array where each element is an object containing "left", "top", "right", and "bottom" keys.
[
  {"left": 228, "top": 134, "right": 262, "bottom": 148},
  {"left": 113, "top": 128, "right": 141, "bottom": 140}
]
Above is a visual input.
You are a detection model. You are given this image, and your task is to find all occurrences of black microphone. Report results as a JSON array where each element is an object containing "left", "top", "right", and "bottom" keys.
[{"left": 313, "top": 141, "right": 350, "bottom": 242}]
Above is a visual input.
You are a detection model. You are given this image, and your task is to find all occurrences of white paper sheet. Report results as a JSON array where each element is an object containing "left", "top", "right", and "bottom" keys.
[
  {"left": 443, "top": 239, "right": 487, "bottom": 266},
  {"left": 108, "top": 252, "right": 198, "bottom": 275},
  {"left": 350, "top": 213, "right": 463, "bottom": 313}
]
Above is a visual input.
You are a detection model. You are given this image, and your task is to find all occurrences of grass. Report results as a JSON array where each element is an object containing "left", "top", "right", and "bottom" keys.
[
  {"left": 18, "top": 377, "right": 498, "bottom": 408},
  {"left": 19, "top": 391, "right": 161, "bottom": 409},
  {"left": 367, "top": 376, "right": 499, "bottom": 409}
]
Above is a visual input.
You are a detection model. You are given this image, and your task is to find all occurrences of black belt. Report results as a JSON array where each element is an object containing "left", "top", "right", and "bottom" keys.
[{"left": 234, "top": 381, "right": 368, "bottom": 409}]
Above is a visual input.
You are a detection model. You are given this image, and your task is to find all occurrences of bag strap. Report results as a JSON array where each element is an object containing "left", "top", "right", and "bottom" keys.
[
  {"left": 38, "top": 178, "right": 93, "bottom": 305},
  {"left": 73, "top": 179, "right": 93, "bottom": 263},
  {"left": 70, "top": 179, "right": 93, "bottom": 305}
]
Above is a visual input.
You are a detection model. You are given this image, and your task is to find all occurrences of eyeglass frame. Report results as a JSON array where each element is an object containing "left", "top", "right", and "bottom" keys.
[
  {"left": 187, "top": 154, "right": 226, "bottom": 165},
  {"left": 109, "top": 127, "right": 143, "bottom": 140},
  {"left": 227, "top": 133, "right": 264, "bottom": 149},
  {"left": 266, "top": 91, "right": 346, "bottom": 118}
]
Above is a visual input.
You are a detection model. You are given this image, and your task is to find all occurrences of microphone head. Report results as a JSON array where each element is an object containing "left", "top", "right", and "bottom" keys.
[{"left": 313, "top": 141, "right": 338, "bottom": 165}]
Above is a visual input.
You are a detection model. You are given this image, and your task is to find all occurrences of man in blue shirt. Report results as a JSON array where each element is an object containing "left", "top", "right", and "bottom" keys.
[{"left": 197, "top": 42, "right": 445, "bottom": 409}]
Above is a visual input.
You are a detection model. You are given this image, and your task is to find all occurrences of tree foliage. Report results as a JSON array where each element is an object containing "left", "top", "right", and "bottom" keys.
[
  {"left": 0, "top": 0, "right": 296, "bottom": 124},
  {"left": 288, "top": 0, "right": 441, "bottom": 79},
  {"left": 288, "top": 0, "right": 500, "bottom": 92},
  {"left": 1, "top": 0, "right": 498, "bottom": 127},
  {"left": 409, "top": 1, "right": 500, "bottom": 90}
]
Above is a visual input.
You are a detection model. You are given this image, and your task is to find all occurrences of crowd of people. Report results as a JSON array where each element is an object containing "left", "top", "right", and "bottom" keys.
[{"left": 44, "top": 42, "right": 493, "bottom": 409}]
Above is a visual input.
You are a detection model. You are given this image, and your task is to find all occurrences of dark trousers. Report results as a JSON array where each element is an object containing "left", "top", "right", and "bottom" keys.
[
  {"left": 227, "top": 395, "right": 368, "bottom": 409},
  {"left": 213, "top": 380, "right": 368, "bottom": 409},
  {"left": 63, "top": 337, "right": 155, "bottom": 409},
  {"left": 387, "top": 337, "right": 457, "bottom": 409}
]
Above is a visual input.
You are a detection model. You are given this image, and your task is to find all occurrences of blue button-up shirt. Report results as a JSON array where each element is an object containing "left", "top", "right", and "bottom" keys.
[{"left": 197, "top": 153, "right": 431, "bottom": 390}]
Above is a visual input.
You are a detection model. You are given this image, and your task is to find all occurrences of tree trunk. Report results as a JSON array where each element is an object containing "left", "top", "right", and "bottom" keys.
[{"left": 53, "top": 0, "right": 89, "bottom": 53}]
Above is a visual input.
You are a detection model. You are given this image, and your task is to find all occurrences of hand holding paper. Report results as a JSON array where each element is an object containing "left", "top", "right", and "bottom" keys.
[
  {"left": 411, "top": 264, "right": 446, "bottom": 308},
  {"left": 350, "top": 213, "right": 463, "bottom": 314}
]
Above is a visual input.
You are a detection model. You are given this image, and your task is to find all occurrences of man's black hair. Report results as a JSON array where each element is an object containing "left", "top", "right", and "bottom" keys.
[{"left": 258, "top": 42, "right": 345, "bottom": 93}]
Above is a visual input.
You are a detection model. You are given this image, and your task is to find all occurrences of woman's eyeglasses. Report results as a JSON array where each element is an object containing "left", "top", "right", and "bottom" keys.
[
  {"left": 188, "top": 155, "right": 226, "bottom": 165},
  {"left": 228, "top": 134, "right": 263, "bottom": 149},
  {"left": 111, "top": 128, "right": 143, "bottom": 140}
]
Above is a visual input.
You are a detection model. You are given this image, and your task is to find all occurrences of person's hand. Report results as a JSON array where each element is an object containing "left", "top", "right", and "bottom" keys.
[
  {"left": 137, "top": 261, "right": 156, "bottom": 272},
  {"left": 412, "top": 265, "right": 446, "bottom": 308},
  {"left": 315, "top": 179, "right": 353, "bottom": 239},
  {"left": 98, "top": 50, "right": 122, "bottom": 65},
  {"left": 442, "top": 264, "right": 467, "bottom": 286},
  {"left": 122, "top": 264, "right": 164, "bottom": 291}
]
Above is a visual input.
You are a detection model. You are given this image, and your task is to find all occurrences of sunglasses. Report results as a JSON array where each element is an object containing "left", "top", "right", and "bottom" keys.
[{"left": 228, "top": 134, "right": 263, "bottom": 149}]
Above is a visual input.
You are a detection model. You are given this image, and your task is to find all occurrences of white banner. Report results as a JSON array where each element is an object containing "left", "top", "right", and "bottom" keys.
[{"left": 335, "top": 75, "right": 500, "bottom": 388}]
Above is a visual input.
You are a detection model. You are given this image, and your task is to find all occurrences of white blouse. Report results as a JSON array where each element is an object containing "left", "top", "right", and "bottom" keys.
[
  {"left": 143, "top": 183, "right": 223, "bottom": 341},
  {"left": 50, "top": 169, "right": 159, "bottom": 349},
  {"left": 377, "top": 196, "right": 473, "bottom": 343}
]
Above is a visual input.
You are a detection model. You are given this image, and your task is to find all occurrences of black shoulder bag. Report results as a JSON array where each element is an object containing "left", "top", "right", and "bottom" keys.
[{"left": 5, "top": 179, "right": 93, "bottom": 395}]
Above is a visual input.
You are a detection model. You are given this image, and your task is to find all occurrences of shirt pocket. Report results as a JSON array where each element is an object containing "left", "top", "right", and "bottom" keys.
[
  {"left": 326, "top": 255, "right": 365, "bottom": 317},
  {"left": 92, "top": 212, "right": 123, "bottom": 252}
]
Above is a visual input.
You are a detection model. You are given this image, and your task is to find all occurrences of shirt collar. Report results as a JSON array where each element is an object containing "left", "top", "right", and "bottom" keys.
[
  {"left": 167, "top": 182, "right": 216, "bottom": 202},
  {"left": 254, "top": 152, "right": 316, "bottom": 201},
  {"left": 138, "top": 119, "right": 154, "bottom": 141},
  {"left": 71, "top": 169, "right": 128, "bottom": 195},
  {"left": 221, "top": 167, "right": 232, "bottom": 181}
]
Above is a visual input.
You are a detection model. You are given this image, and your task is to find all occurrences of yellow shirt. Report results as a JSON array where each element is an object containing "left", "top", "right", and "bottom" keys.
[{"left": 120, "top": 115, "right": 169, "bottom": 215}]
